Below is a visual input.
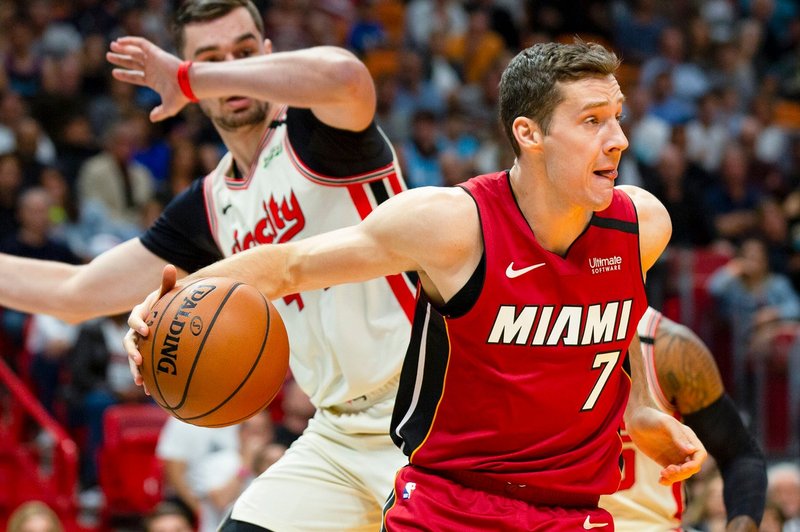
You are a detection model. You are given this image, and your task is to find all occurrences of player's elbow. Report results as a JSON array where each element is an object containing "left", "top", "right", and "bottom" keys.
[{"left": 330, "top": 58, "right": 375, "bottom": 112}]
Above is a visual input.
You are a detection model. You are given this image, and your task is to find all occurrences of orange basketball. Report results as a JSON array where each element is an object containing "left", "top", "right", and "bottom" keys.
[{"left": 137, "top": 277, "right": 289, "bottom": 427}]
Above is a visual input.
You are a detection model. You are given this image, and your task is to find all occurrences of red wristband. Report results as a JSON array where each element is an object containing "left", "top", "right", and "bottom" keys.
[{"left": 177, "top": 60, "right": 199, "bottom": 103}]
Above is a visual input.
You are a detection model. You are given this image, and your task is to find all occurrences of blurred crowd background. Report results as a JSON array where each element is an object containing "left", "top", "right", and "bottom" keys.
[{"left": 1, "top": 0, "right": 800, "bottom": 530}]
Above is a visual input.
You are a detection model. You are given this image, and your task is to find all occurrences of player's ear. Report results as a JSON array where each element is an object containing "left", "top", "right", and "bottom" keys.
[
  {"left": 263, "top": 39, "right": 273, "bottom": 54},
  {"left": 512, "top": 117, "right": 542, "bottom": 152}
]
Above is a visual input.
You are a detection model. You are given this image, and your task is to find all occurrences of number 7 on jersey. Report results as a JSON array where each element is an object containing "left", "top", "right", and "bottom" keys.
[{"left": 581, "top": 350, "right": 621, "bottom": 411}]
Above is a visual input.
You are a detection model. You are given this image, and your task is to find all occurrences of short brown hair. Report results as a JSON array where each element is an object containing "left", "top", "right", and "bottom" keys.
[
  {"left": 173, "top": 0, "right": 265, "bottom": 57},
  {"left": 499, "top": 40, "right": 620, "bottom": 156}
]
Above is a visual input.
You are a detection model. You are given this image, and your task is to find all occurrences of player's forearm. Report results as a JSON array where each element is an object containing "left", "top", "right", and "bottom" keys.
[
  {"left": 0, "top": 239, "right": 171, "bottom": 324},
  {"left": 188, "top": 47, "right": 373, "bottom": 113},
  {"left": 624, "top": 335, "right": 658, "bottom": 424},
  {"left": 0, "top": 255, "right": 90, "bottom": 323}
]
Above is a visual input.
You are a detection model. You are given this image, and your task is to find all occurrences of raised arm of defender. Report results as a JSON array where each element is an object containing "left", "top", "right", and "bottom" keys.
[{"left": 108, "top": 37, "right": 375, "bottom": 130}]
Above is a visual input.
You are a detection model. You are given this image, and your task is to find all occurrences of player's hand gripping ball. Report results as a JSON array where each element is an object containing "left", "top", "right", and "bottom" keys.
[{"left": 137, "top": 277, "right": 289, "bottom": 427}]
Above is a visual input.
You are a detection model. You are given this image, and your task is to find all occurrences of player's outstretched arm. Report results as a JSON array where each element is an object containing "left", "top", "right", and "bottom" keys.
[
  {"left": 0, "top": 239, "right": 177, "bottom": 324},
  {"left": 108, "top": 37, "right": 375, "bottom": 131},
  {"left": 655, "top": 317, "right": 766, "bottom": 531},
  {"left": 126, "top": 186, "right": 481, "bottom": 381}
]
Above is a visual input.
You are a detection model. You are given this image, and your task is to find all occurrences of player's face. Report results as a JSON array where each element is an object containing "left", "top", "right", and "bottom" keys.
[
  {"left": 541, "top": 75, "right": 628, "bottom": 211},
  {"left": 182, "top": 7, "right": 270, "bottom": 131}
]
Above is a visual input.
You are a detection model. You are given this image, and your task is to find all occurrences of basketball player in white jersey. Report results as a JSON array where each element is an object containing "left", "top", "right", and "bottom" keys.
[
  {"left": 0, "top": 1, "right": 413, "bottom": 530},
  {"left": 600, "top": 306, "right": 766, "bottom": 531}
]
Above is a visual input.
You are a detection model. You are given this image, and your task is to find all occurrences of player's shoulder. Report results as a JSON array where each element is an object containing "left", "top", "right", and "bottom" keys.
[
  {"left": 616, "top": 185, "right": 671, "bottom": 271},
  {"left": 615, "top": 185, "right": 666, "bottom": 218},
  {"left": 387, "top": 185, "right": 475, "bottom": 223}
]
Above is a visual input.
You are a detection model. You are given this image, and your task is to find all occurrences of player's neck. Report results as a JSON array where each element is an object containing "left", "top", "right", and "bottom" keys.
[
  {"left": 221, "top": 106, "right": 283, "bottom": 178},
  {"left": 509, "top": 163, "right": 593, "bottom": 257}
]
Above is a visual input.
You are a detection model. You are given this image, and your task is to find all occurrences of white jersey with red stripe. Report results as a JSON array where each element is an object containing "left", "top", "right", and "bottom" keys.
[
  {"left": 599, "top": 306, "right": 685, "bottom": 531},
  {"left": 202, "top": 107, "right": 415, "bottom": 410}
]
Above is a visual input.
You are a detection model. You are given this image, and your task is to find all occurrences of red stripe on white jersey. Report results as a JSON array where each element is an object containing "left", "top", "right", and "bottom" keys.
[{"left": 347, "top": 182, "right": 415, "bottom": 322}]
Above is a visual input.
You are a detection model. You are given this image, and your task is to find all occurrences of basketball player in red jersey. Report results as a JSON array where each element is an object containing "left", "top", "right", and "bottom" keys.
[
  {"left": 126, "top": 41, "right": 707, "bottom": 529},
  {"left": 601, "top": 306, "right": 766, "bottom": 531}
]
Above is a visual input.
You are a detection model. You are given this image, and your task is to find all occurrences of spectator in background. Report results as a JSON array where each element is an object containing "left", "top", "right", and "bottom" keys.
[
  {"left": 0, "top": 187, "right": 81, "bottom": 264},
  {"left": 6, "top": 500, "right": 64, "bottom": 532},
  {"left": 639, "top": 25, "right": 709, "bottom": 105},
  {"left": 87, "top": 77, "right": 143, "bottom": 140},
  {"left": 156, "top": 416, "right": 248, "bottom": 532},
  {"left": 760, "top": 500, "right": 787, "bottom": 532},
  {"left": 757, "top": 196, "right": 795, "bottom": 278},
  {"left": 156, "top": 409, "right": 279, "bottom": 532},
  {"left": 347, "top": 0, "right": 388, "bottom": 57},
  {"left": 391, "top": 49, "right": 447, "bottom": 139},
  {"left": 66, "top": 312, "right": 144, "bottom": 491},
  {"left": 25, "top": 313, "right": 76, "bottom": 416},
  {"left": 398, "top": 109, "right": 445, "bottom": 188},
  {"left": 612, "top": 0, "right": 668, "bottom": 65},
  {"left": 52, "top": 114, "right": 97, "bottom": 188},
  {"left": 143, "top": 502, "right": 194, "bottom": 532},
  {"left": 650, "top": 143, "right": 715, "bottom": 248},
  {"left": 0, "top": 153, "right": 24, "bottom": 241},
  {"left": 682, "top": 466, "right": 728, "bottom": 532},
  {"left": 443, "top": 5, "right": 505, "bottom": 85},
  {"left": 625, "top": 85, "right": 671, "bottom": 172},
  {"left": 708, "top": 236, "right": 800, "bottom": 406},
  {"left": 164, "top": 139, "right": 202, "bottom": 199},
  {"left": 686, "top": 90, "right": 730, "bottom": 174},
  {"left": 707, "top": 39, "right": 758, "bottom": 112},
  {"left": 0, "top": 90, "right": 29, "bottom": 156},
  {"left": 13, "top": 116, "right": 55, "bottom": 187},
  {"left": 766, "top": 462, "right": 800, "bottom": 532},
  {"left": 705, "top": 143, "right": 762, "bottom": 246},
  {"left": 4, "top": 16, "right": 43, "bottom": 98},
  {"left": 404, "top": 0, "right": 467, "bottom": 52},
  {"left": 647, "top": 69, "right": 695, "bottom": 126},
  {"left": 76, "top": 118, "right": 155, "bottom": 234}
]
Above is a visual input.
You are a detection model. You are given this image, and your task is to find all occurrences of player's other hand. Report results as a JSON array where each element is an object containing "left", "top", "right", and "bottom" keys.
[
  {"left": 107, "top": 36, "right": 190, "bottom": 122},
  {"left": 123, "top": 265, "right": 179, "bottom": 392},
  {"left": 626, "top": 406, "right": 707, "bottom": 485}
]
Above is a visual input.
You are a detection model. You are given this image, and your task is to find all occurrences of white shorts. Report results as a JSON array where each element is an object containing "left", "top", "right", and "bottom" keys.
[{"left": 230, "top": 392, "right": 407, "bottom": 531}]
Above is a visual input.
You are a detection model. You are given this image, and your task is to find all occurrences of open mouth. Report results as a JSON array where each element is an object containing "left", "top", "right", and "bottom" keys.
[{"left": 594, "top": 169, "right": 617, "bottom": 179}]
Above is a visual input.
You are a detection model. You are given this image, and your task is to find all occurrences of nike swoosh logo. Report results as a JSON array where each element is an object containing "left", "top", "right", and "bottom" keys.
[
  {"left": 505, "top": 262, "right": 546, "bottom": 278},
  {"left": 222, "top": 204, "right": 233, "bottom": 215},
  {"left": 583, "top": 516, "right": 609, "bottom": 529}
]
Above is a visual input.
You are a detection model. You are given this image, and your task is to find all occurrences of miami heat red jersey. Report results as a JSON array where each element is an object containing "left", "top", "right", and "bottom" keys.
[{"left": 390, "top": 171, "right": 648, "bottom": 506}]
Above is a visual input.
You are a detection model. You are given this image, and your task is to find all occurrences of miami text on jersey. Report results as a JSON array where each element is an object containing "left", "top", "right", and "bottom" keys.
[
  {"left": 487, "top": 300, "right": 633, "bottom": 346},
  {"left": 231, "top": 191, "right": 306, "bottom": 254}
]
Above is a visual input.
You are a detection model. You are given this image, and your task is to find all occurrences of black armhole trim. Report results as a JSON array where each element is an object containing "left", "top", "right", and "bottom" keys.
[
  {"left": 438, "top": 253, "right": 486, "bottom": 318},
  {"left": 589, "top": 216, "right": 638, "bottom": 234}
]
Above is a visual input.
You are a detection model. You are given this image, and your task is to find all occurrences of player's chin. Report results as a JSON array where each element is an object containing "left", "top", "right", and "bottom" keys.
[{"left": 590, "top": 190, "right": 614, "bottom": 211}]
